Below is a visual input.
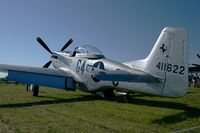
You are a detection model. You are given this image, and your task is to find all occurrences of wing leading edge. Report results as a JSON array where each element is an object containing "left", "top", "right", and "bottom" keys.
[{"left": 0, "top": 64, "right": 76, "bottom": 90}]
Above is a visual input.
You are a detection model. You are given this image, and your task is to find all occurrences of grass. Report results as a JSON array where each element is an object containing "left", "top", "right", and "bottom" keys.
[{"left": 0, "top": 83, "right": 200, "bottom": 133}]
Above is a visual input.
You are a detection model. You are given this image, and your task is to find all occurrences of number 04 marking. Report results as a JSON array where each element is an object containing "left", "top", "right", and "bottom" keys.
[{"left": 76, "top": 59, "right": 86, "bottom": 74}]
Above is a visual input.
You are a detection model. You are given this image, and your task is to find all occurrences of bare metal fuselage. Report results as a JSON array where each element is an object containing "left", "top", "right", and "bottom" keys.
[{"left": 52, "top": 52, "right": 163, "bottom": 96}]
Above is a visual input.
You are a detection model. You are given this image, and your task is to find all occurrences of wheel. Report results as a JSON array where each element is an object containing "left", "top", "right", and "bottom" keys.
[
  {"left": 31, "top": 85, "right": 39, "bottom": 96},
  {"left": 103, "top": 89, "right": 115, "bottom": 99},
  {"left": 26, "top": 84, "right": 29, "bottom": 92}
]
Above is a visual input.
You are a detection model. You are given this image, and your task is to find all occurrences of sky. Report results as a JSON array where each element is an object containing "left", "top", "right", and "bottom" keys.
[{"left": 0, "top": 0, "right": 200, "bottom": 77}]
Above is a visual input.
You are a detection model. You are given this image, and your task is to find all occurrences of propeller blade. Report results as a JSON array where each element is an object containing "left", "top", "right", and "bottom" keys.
[
  {"left": 43, "top": 61, "right": 52, "bottom": 68},
  {"left": 60, "top": 38, "right": 73, "bottom": 51},
  {"left": 36, "top": 37, "right": 53, "bottom": 54}
]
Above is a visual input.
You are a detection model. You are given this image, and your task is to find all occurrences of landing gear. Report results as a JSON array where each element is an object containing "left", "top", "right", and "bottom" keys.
[
  {"left": 95, "top": 89, "right": 116, "bottom": 99},
  {"left": 95, "top": 90, "right": 133, "bottom": 102},
  {"left": 27, "top": 84, "right": 39, "bottom": 96},
  {"left": 103, "top": 89, "right": 115, "bottom": 99},
  {"left": 123, "top": 92, "right": 131, "bottom": 103},
  {"left": 32, "top": 85, "right": 39, "bottom": 96}
]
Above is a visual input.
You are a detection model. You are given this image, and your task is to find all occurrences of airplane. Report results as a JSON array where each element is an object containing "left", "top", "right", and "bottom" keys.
[{"left": 0, "top": 27, "right": 188, "bottom": 99}]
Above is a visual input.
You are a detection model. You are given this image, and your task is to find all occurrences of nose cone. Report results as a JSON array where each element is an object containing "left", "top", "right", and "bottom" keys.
[
  {"left": 51, "top": 54, "right": 58, "bottom": 59},
  {"left": 51, "top": 51, "right": 61, "bottom": 59},
  {"left": 50, "top": 52, "right": 60, "bottom": 69}
]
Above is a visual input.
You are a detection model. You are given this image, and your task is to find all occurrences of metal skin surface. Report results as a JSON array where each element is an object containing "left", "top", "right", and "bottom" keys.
[{"left": 0, "top": 27, "right": 188, "bottom": 98}]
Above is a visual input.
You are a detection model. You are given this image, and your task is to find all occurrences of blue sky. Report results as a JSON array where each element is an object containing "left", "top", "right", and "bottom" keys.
[{"left": 0, "top": 0, "right": 200, "bottom": 77}]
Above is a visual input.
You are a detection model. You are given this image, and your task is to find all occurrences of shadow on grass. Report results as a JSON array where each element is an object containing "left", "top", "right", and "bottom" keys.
[
  {"left": 119, "top": 96, "right": 200, "bottom": 125},
  {"left": 0, "top": 93, "right": 199, "bottom": 125},
  {"left": 0, "top": 95, "right": 101, "bottom": 108}
]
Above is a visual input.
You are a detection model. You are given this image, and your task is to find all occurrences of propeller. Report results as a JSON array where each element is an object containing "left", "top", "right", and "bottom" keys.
[
  {"left": 42, "top": 61, "right": 52, "bottom": 68},
  {"left": 36, "top": 37, "right": 73, "bottom": 68},
  {"left": 36, "top": 37, "right": 53, "bottom": 54},
  {"left": 61, "top": 38, "right": 73, "bottom": 51}
]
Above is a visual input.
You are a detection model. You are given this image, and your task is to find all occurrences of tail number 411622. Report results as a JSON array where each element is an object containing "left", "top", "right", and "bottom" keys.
[{"left": 156, "top": 62, "right": 185, "bottom": 75}]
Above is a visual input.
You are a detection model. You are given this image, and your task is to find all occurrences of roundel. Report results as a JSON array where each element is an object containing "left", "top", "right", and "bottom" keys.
[
  {"left": 92, "top": 61, "right": 105, "bottom": 70},
  {"left": 91, "top": 61, "right": 105, "bottom": 82}
]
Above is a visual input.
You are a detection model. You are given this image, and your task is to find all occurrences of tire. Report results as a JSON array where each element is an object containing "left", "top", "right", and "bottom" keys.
[
  {"left": 103, "top": 89, "right": 115, "bottom": 99},
  {"left": 32, "top": 85, "right": 39, "bottom": 96}
]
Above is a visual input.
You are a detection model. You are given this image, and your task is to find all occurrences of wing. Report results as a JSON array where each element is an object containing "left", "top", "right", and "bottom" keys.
[
  {"left": 93, "top": 69, "right": 159, "bottom": 83},
  {"left": 0, "top": 64, "right": 76, "bottom": 90}
]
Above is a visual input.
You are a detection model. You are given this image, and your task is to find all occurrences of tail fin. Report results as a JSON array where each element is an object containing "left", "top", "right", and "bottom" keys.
[{"left": 146, "top": 27, "right": 188, "bottom": 97}]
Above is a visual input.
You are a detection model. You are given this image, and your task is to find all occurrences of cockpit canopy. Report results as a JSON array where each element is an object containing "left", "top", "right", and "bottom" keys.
[{"left": 70, "top": 45, "right": 105, "bottom": 59}]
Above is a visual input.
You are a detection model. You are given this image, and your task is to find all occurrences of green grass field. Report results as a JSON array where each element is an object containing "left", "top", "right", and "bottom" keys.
[{"left": 0, "top": 83, "right": 200, "bottom": 133}]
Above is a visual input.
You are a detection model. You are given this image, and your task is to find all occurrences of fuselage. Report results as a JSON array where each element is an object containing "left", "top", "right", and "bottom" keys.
[{"left": 50, "top": 50, "right": 164, "bottom": 96}]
